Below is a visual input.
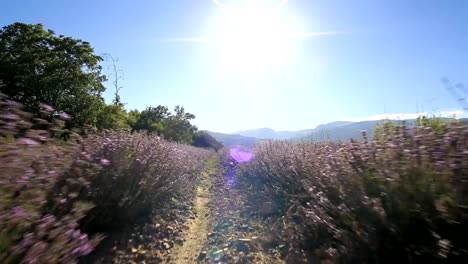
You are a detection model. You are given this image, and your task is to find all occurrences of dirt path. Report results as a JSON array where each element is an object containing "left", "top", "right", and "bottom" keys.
[
  {"left": 170, "top": 156, "right": 218, "bottom": 263},
  {"left": 170, "top": 155, "right": 284, "bottom": 263},
  {"left": 85, "top": 155, "right": 286, "bottom": 263}
]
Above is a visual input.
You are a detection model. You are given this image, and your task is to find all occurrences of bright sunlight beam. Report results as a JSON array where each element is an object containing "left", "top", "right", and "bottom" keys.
[
  {"left": 210, "top": 0, "right": 301, "bottom": 77},
  {"left": 163, "top": 1, "right": 344, "bottom": 82}
]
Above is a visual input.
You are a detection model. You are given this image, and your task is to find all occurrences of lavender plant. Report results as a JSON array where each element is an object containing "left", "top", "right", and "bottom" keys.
[
  {"left": 0, "top": 94, "right": 212, "bottom": 263},
  {"left": 238, "top": 122, "right": 468, "bottom": 262},
  {"left": 0, "top": 95, "right": 99, "bottom": 263},
  {"left": 77, "top": 130, "right": 212, "bottom": 231}
]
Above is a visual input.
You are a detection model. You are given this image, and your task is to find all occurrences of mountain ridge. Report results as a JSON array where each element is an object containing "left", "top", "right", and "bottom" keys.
[{"left": 208, "top": 118, "right": 468, "bottom": 146}]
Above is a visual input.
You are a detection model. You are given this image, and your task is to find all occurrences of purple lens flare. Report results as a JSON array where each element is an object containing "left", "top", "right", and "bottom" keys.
[
  {"left": 229, "top": 148, "right": 254, "bottom": 163},
  {"left": 226, "top": 148, "right": 254, "bottom": 186}
]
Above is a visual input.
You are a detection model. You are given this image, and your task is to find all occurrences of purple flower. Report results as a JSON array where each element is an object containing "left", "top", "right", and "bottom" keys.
[
  {"left": 100, "top": 159, "right": 110, "bottom": 166},
  {"left": 73, "top": 243, "right": 93, "bottom": 255},
  {"left": 0, "top": 113, "right": 20, "bottom": 120},
  {"left": 17, "top": 175, "right": 30, "bottom": 184},
  {"left": 80, "top": 243, "right": 93, "bottom": 255},
  {"left": 20, "top": 233, "right": 34, "bottom": 248},
  {"left": 40, "top": 104, "right": 55, "bottom": 112},
  {"left": 11, "top": 206, "right": 28, "bottom": 219},
  {"left": 72, "top": 230, "right": 81, "bottom": 239},
  {"left": 59, "top": 111, "right": 70, "bottom": 120},
  {"left": 6, "top": 100, "right": 23, "bottom": 107},
  {"left": 38, "top": 215, "right": 56, "bottom": 229},
  {"left": 19, "top": 137, "right": 39, "bottom": 146},
  {"left": 24, "top": 242, "right": 48, "bottom": 263},
  {"left": 41, "top": 214, "right": 56, "bottom": 224},
  {"left": 79, "top": 234, "right": 88, "bottom": 242}
]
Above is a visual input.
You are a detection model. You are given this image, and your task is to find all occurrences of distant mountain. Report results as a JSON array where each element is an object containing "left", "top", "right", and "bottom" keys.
[
  {"left": 232, "top": 127, "right": 277, "bottom": 139},
  {"left": 232, "top": 127, "right": 313, "bottom": 140},
  {"left": 302, "top": 120, "right": 385, "bottom": 141},
  {"left": 314, "top": 121, "right": 354, "bottom": 130},
  {"left": 232, "top": 120, "right": 397, "bottom": 141},
  {"left": 231, "top": 118, "right": 468, "bottom": 142},
  {"left": 206, "top": 131, "right": 259, "bottom": 147},
  {"left": 232, "top": 122, "right": 358, "bottom": 140}
]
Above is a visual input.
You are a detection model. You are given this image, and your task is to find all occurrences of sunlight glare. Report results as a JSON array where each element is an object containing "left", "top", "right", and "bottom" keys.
[{"left": 210, "top": 0, "right": 303, "bottom": 77}]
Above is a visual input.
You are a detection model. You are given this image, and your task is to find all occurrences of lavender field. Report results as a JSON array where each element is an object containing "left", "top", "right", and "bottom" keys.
[
  {"left": 0, "top": 95, "right": 212, "bottom": 263},
  {"left": 0, "top": 6, "right": 467, "bottom": 262},
  {"left": 1, "top": 93, "right": 467, "bottom": 263}
]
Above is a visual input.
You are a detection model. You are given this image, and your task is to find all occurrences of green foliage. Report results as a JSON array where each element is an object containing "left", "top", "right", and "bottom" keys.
[
  {"left": 192, "top": 131, "right": 223, "bottom": 150},
  {"left": 0, "top": 23, "right": 107, "bottom": 128},
  {"left": 0, "top": 95, "right": 212, "bottom": 262},
  {"left": 96, "top": 103, "right": 129, "bottom": 130},
  {"left": 0, "top": 22, "right": 199, "bottom": 141},
  {"left": 130, "top": 105, "right": 197, "bottom": 143},
  {"left": 132, "top": 105, "right": 169, "bottom": 134},
  {"left": 126, "top": 109, "right": 141, "bottom": 129},
  {"left": 374, "top": 116, "right": 460, "bottom": 142},
  {"left": 162, "top": 105, "right": 197, "bottom": 143},
  {"left": 416, "top": 115, "right": 458, "bottom": 133},
  {"left": 373, "top": 119, "right": 396, "bottom": 141}
]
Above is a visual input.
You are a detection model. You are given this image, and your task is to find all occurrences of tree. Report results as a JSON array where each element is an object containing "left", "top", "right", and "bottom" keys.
[
  {"left": 162, "top": 105, "right": 197, "bottom": 143},
  {"left": 126, "top": 109, "right": 141, "bottom": 130},
  {"left": 132, "top": 106, "right": 170, "bottom": 134},
  {"left": 0, "top": 23, "right": 106, "bottom": 127},
  {"left": 192, "top": 131, "right": 223, "bottom": 150},
  {"left": 96, "top": 104, "right": 129, "bottom": 130},
  {"left": 129, "top": 105, "right": 198, "bottom": 143},
  {"left": 95, "top": 53, "right": 129, "bottom": 130}
]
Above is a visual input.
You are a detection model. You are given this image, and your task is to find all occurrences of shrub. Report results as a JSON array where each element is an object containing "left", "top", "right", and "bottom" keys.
[
  {"left": 78, "top": 130, "right": 212, "bottom": 232},
  {"left": 238, "top": 123, "right": 468, "bottom": 262},
  {"left": 0, "top": 94, "right": 212, "bottom": 263},
  {"left": 0, "top": 95, "right": 100, "bottom": 263}
]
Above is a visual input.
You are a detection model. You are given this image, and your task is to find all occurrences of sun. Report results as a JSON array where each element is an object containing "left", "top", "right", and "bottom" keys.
[{"left": 209, "top": 0, "right": 302, "bottom": 77}]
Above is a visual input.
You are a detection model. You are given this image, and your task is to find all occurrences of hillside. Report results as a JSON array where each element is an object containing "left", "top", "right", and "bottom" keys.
[
  {"left": 232, "top": 118, "right": 468, "bottom": 142},
  {"left": 206, "top": 131, "right": 259, "bottom": 147}
]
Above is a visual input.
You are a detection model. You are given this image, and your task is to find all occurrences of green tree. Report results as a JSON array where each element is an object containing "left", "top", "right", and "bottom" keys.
[
  {"left": 162, "top": 105, "right": 197, "bottom": 143},
  {"left": 192, "top": 131, "right": 223, "bottom": 150},
  {"left": 0, "top": 23, "right": 106, "bottom": 127},
  {"left": 126, "top": 109, "right": 141, "bottom": 129},
  {"left": 133, "top": 106, "right": 170, "bottom": 134},
  {"left": 96, "top": 103, "right": 129, "bottom": 130},
  {"left": 130, "top": 105, "right": 197, "bottom": 143}
]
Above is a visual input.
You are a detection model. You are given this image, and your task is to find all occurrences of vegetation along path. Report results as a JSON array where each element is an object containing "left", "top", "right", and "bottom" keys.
[
  {"left": 170, "top": 155, "right": 217, "bottom": 263},
  {"left": 175, "top": 155, "right": 285, "bottom": 264}
]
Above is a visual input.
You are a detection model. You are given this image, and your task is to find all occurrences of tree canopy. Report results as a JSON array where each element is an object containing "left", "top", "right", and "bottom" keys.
[
  {"left": 0, "top": 22, "right": 204, "bottom": 146},
  {"left": 192, "top": 131, "right": 223, "bottom": 150},
  {"left": 0, "top": 22, "right": 106, "bottom": 127},
  {"left": 130, "top": 105, "right": 198, "bottom": 144}
]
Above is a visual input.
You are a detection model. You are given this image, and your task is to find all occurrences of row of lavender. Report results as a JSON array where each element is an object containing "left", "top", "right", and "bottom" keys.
[
  {"left": 237, "top": 122, "right": 468, "bottom": 262},
  {"left": 0, "top": 95, "right": 212, "bottom": 263}
]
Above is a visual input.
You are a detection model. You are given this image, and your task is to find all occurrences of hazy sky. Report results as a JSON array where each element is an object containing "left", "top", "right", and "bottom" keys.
[{"left": 1, "top": 0, "right": 467, "bottom": 133}]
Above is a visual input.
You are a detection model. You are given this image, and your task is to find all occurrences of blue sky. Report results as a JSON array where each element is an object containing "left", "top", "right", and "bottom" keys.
[{"left": 1, "top": 0, "right": 467, "bottom": 133}]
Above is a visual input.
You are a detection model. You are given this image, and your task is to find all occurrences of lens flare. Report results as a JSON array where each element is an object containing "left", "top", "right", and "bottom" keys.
[
  {"left": 226, "top": 148, "right": 254, "bottom": 186},
  {"left": 229, "top": 148, "right": 254, "bottom": 163}
]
